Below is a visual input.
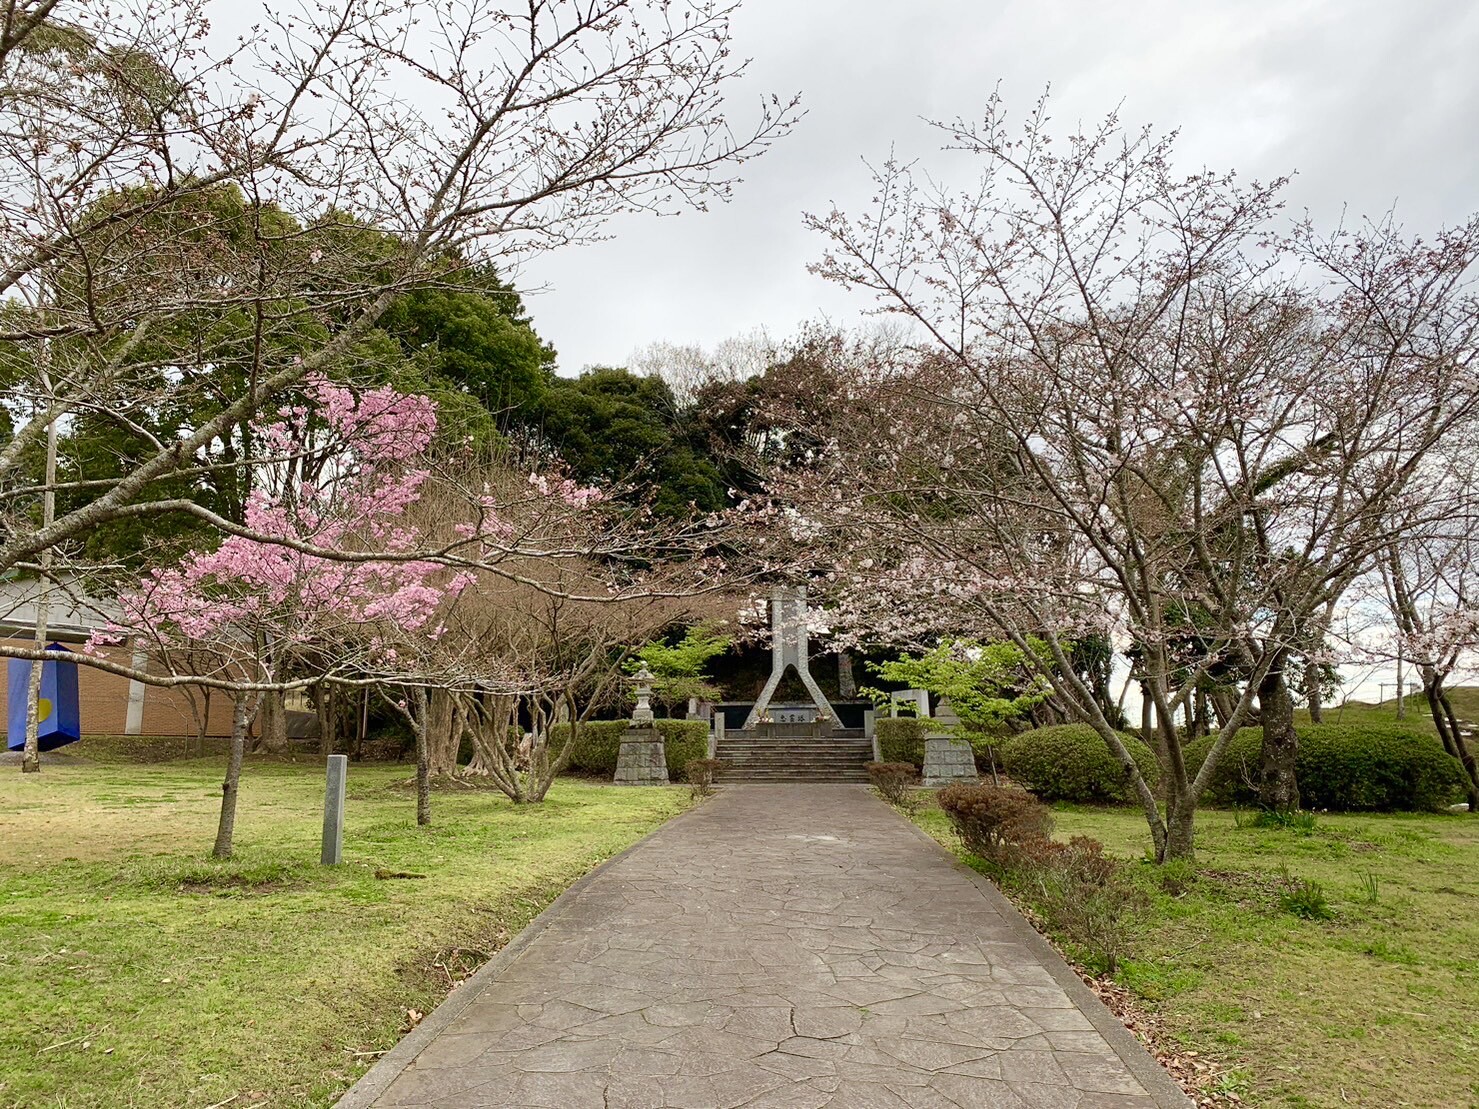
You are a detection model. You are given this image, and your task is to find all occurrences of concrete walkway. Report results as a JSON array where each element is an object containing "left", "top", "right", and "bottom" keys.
[{"left": 338, "top": 785, "right": 1189, "bottom": 1109}]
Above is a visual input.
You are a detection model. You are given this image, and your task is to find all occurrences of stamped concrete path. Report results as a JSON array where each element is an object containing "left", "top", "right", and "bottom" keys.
[{"left": 339, "top": 785, "right": 1189, "bottom": 1109}]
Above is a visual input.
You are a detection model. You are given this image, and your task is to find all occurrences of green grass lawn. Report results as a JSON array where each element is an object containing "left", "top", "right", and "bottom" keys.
[
  {"left": 913, "top": 800, "right": 1479, "bottom": 1109},
  {"left": 0, "top": 749, "right": 692, "bottom": 1108}
]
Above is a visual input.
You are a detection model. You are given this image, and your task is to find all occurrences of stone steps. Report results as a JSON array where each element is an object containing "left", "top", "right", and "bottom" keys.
[{"left": 715, "top": 737, "right": 875, "bottom": 784}]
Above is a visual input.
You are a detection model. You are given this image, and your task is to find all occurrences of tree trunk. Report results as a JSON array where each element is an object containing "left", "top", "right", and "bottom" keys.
[
  {"left": 1257, "top": 655, "right": 1300, "bottom": 811},
  {"left": 316, "top": 682, "right": 335, "bottom": 757},
  {"left": 1395, "top": 648, "right": 1406, "bottom": 719},
  {"left": 254, "top": 689, "right": 291, "bottom": 754},
  {"left": 213, "top": 695, "right": 252, "bottom": 859},
  {"left": 1139, "top": 684, "right": 1155, "bottom": 753},
  {"left": 1306, "top": 669, "right": 1324, "bottom": 724},
  {"left": 1186, "top": 690, "right": 1207, "bottom": 741},
  {"left": 464, "top": 694, "right": 513, "bottom": 776},
  {"left": 1430, "top": 684, "right": 1479, "bottom": 813},
  {"left": 20, "top": 653, "right": 43, "bottom": 773},
  {"left": 411, "top": 687, "right": 432, "bottom": 826},
  {"left": 1163, "top": 795, "right": 1197, "bottom": 862},
  {"left": 354, "top": 687, "right": 368, "bottom": 760},
  {"left": 837, "top": 653, "right": 856, "bottom": 698},
  {"left": 425, "top": 688, "right": 459, "bottom": 777},
  {"left": 195, "top": 686, "right": 212, "bottom": 756},
  {"left": 1210, "top": 688, "right": 1247, "bottom": 730}
]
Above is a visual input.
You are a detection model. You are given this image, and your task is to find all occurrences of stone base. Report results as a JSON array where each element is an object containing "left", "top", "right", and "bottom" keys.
[
  {"left": 922, "top": 735, "right": 977, "bottom": 787},
  {"left": 753, "top": 718, "right": 835, "bottom": 740},
  {"left": 614, "top": 727, "right": 669, "bottom": 785}
]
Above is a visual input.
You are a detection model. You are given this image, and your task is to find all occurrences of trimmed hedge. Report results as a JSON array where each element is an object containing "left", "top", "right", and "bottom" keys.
[
  {"left": 557, "top": 719, "right": 710, "bottom": 779},
  {"left": 876, "top": 717, "right": 928, "bottom": 768},
  {"left": 1184, "top": 723, "right": 1466, "bottom": 812},
  {"left": 1001, "top": 724, "right": 1159, "bottom": 804}
]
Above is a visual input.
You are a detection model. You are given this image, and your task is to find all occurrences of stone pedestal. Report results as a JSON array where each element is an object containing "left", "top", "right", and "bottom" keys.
[
  {"left": 614, "top": 725, "right": 669, "bottom": 785},
  {"left": 922, "top": 735, "right": 977, "bottom": 787}
]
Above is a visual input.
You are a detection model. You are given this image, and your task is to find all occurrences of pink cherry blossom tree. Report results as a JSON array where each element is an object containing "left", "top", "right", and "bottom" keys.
[
  {"left": 100, "top": 377, "right": 474, "bottom": 856},
  {"left": 100, "top": 374, "right": 754, "bottom": 847}
]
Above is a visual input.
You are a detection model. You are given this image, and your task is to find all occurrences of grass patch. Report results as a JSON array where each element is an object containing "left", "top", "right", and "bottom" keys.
[
  {"left": 913, "top": 800, "right": 1479, "bottom": 1108},
  {"left": 0, "top": 755, "right": 692, "bottom": 1108}
]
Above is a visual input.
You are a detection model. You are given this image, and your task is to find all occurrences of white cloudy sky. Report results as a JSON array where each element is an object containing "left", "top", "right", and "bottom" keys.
[{"left": 517, "top": 0, "right": 1479, "bottom": 373}]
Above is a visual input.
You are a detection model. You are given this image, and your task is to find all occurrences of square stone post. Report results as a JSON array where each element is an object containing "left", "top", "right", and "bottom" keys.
[
  {"left": 709, "top": 713, "right": 725, "bottom": 759},
  {"left": 922, "top": 695, "right": 975, "bottom": 785},
  {"left": 614, "top": 724, "right": 669, "bottom": 785},
  {"left": 321, "top": 754, "right": 347, "bottom": 864}
]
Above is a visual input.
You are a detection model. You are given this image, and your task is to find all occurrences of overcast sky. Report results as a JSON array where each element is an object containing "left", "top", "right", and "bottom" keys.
[{"left": 517, "top": 0, "right": 1479, "bottom": 374}]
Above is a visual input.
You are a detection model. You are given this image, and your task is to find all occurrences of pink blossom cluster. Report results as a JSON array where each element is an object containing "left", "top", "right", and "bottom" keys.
[{"left": 96, "top": 381, "right": 483, "bottom": 671}]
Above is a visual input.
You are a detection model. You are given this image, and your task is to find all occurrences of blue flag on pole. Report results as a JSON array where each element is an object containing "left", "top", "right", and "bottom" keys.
[{"left": 7, "top": 643, "right": 82, "bottom": 752}]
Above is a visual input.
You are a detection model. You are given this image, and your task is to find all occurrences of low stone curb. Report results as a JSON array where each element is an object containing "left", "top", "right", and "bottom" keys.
[
  {"left": 885, "top": 795, "right": 1194, "bottom": 1108},
  {"left": 332, "top": 799, "right": 708, "bottom": 1108}
]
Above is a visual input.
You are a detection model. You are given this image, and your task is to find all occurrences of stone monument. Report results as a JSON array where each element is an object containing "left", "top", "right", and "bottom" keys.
[
  {"left": 921, "top": 695, "right": 978, "bottom": 786},
  {"left": 614, "top": 665, "right": 669, "bottom": 785},
  {"left": 743, "top": 586, "right": 838, "bottom": 730}
]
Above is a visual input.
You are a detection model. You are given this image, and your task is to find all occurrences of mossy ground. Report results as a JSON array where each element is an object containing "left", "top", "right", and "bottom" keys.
[{"left": 0, "top": 746, "right": 692, "bottom": 1108}]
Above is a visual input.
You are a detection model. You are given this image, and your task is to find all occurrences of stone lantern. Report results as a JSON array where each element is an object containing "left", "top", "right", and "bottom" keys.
[
  {"left": 630, "top": 664, "right": 656, "bottom": 726},
  {"left": 615, "top": 664, "right": 667, "bottom": 785}
]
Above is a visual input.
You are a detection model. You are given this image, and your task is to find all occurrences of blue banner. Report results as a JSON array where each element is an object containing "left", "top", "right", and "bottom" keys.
[{"left": 7, "top": 643, "right": 82, "bottom": 752}]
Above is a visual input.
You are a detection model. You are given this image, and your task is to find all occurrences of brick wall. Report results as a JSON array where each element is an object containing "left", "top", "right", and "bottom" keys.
[{"left": 0, "top": 637, "right": 237, "bottom": 738}]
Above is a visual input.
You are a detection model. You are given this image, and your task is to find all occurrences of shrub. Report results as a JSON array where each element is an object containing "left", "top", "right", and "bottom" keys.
[
  {"left": 876, "top": 717, "right": 928, "bottom": 768},
  {"left": 1279, "top": 877, "right": 1334, "bottom": 921},
  {"left": 558, "top": 719, "right": 710, "bottom": 779},
  {"left": 1001, "top": 724, "right": 1159, "bottom": 803},
  {"left": 866, "top": 761, "right": 918, "bottom": 807},
  {"left": 1184, "top": 723, "right": 1466, "bottom": 812},
  {"left": 661, "top": 721, "right": 711, "bottom": 781},
  {"left": 937, "top": 782, "right": 1052, "bottom": 866},
  {"left": 683, "top": 758, "right": 726, "bottom": 797},
  {"left": 1252, "top": 808, "right": 1317, "bottom": 834},
  {"left": 1032, "top": 836, "right": 1142, "bottom": 975},
  {"left": 559, "top": 720, "right": 627, "bottom": 774}
]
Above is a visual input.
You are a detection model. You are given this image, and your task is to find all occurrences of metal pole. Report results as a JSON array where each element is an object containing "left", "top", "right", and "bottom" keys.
[
  {"left": 321, "top": 754, "right": 347, "bottom": 864},
  {"left": 1396, "top": 648, "right": 1406, "bottom": 719}
]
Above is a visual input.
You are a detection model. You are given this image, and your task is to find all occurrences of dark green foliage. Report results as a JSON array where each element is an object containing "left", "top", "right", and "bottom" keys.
[
  {"left": 1001, "top": 724, "right": 1159, "bottom": 804},
  {"left": 1252, "top": 808, "right": 1317, "bottom": 834},
  {"left": 876, "top": 717, "right": 928, "bottom": 768},
  {"left": 662, "top": 722, "right": 710, "bottom": 782},
  {"left": 936, "top": 782, "right": 1053, "bottom": 866},
  {"left": 378, "top": 264, "right": 554, "bottom": 446},
  {"left": 1184, "top": 723, "right": 1466, "bottom": 812},
  {"left": 559, "top": 719, "right": 709, "bottom": 778},
  {"left": 531, "top": 368, "right": 729, "bottom": 515},
  {"left": 866, "top": 762, "right": 918, "bottom": 806}
]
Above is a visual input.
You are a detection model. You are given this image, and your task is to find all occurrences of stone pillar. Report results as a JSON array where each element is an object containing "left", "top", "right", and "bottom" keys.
[
  {"left": 614, "top": 725, "right": 669, "bottom": 785},
  {"left": 864, "top": 709, "right": 880, "bottom": 762},
  {"left": 922, "top": 734, "right": 977, "bottom": 787},
  {"left": 921, "top": 695, "right": 974, "bottom": 785},
  {"left": 887, "top": 689, "right": 928, "bottom": 718},
  {"left": 744, "top": 586, "right": 837, "bottom": 729},
  {"left": 321, "top": 754, "right": 348, "bottom": 864},
  {"left": 709, "top": 713, "right": 725, "bottom": 759}
]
